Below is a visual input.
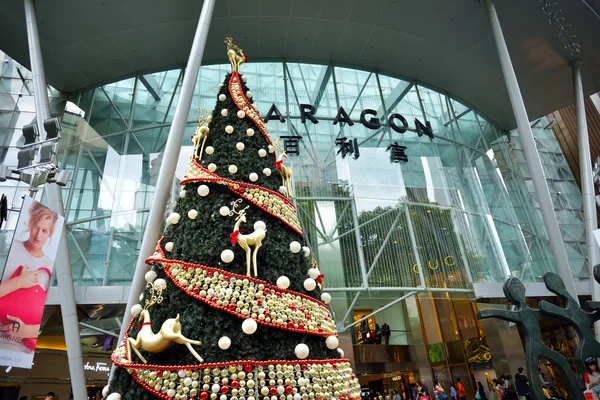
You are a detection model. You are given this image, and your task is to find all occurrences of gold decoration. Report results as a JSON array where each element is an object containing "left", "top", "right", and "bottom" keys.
[
  {"left": 225, "top": 37, "right": 246, "bottom": 72},
  {"left": 127, "top": 281, "right": 203, "bottom": 364},
  {"left": 191, "top": 109, "right": 211, "bottom": 160},
  {"left": 229, "top": 199, "right": 266, "bottom": 277},
  {"left": 274, "top": 139, "right": 294, "bottom": 198}
]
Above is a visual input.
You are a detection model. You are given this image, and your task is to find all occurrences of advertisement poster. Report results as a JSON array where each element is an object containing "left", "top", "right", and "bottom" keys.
[{"left": 0, "top": 196, "right": 64, "bottom": 368}]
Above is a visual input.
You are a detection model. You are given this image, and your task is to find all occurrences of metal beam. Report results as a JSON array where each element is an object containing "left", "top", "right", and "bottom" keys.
[
  {"left": 24, "top": 0, "right": 87, "bottom": 396},
  {"left": 116, "top": 0, "right": 216, "bottom": 353},
  {"left": 341, "top": 291, "right": 418, "bottom": 332},
  {"left": 138, "top": 73, "right": 161, "bottom": 101},
  {"left": 311, "top": 65, "right": 332, "bottom": 111},
  {"left": 377, "top": 80, "right": 413, "bottom": 117},
  {"left": 482, "top": 0, "right": 578, "bottom": 300},
  {"left": 79, "top": 322, "right": 119, "bottom": 338}
]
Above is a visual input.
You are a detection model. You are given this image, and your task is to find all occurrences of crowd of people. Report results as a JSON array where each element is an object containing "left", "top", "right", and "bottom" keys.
[{"left": 368, "top": 367, "right": 566, "bottom": 400}]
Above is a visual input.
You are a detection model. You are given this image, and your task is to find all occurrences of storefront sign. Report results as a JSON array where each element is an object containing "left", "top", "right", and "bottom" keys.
[
  {"left": 83, "top": 356, "right": 112, "bottom": 380},
  {"left": 264, "top": 104, "right": 434, "bottom": 138},
  {"left": 0, "top": 196, "right": 64, "bottom": 369},
  {"left": 412, "top": 256, "right": 456, "bottom": 273}
]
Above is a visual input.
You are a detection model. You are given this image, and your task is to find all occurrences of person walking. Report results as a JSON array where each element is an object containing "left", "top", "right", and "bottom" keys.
[
  {"left": 514, "top": 368, "right": 531, "bottom": 400},
  {"left": 450, "top": 385, "right": 457, "bottom": 400},
  {"left": 381, "top": 322, "right": 391, "bottom": 345},
  {"left": 476, "top": 382, "right": 488, "bottom": 400},
  {"left": 456, "top": 378, "right": 467, "bottom": 400}
]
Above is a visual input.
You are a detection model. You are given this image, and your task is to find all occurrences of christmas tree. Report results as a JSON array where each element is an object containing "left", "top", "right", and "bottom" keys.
[{"left": 103, "top": 38, "right": 360, "bottom": 400}]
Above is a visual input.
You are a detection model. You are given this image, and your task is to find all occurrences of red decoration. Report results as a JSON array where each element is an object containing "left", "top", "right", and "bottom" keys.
[
  {"left": 221, "top": 386, "right": 229, "bottom": 394},
  {"left": 275, "top": 159, "right": 284, "bottom": 169},
  {"left": 200, "top": 392, "right": 209, "bottom": 400},
  {"left": 230, "top": 229, "right": 240, "bottom": 245},
  {"left": 270, "top": 387, "right": 278, "bottom": 396},
  {"left": 316, "top": 274, "right": 325, "bottom": 284}
]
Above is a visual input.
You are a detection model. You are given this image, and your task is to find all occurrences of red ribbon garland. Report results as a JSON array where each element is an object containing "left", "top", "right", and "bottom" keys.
[
  {"left": 275, "top": 160, "right": 284, "bottom": 170},
  {"left": 230, "top": 230, "right": 240, "bottom": 245},
  {"left": 137, "top": 321, "right": 152, "bottom": 330},
  {"left": 317, "top": 274, "right": 325, "bottom": 284}
]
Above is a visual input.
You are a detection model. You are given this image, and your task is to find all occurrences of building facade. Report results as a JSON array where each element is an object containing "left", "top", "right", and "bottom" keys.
[{"left": 0, "top": 52, "right": 591, "bottom": 398}]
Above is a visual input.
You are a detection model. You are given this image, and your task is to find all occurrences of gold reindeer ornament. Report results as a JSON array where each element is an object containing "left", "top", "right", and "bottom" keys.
[
  {"left": 191, "top": 109, "right": 211, "bottom": 160},
  {"left": 229, "top": 200, "right": 267, "bottom": 277},
  {"left": 225, "top": 37, "right": 246, "bottom": 72},
  {"left": 127, "top": 279, "right": 203, "bottom": 364},
  {"left": 274, "top": 140, "right": 294, "bottom": 198}
]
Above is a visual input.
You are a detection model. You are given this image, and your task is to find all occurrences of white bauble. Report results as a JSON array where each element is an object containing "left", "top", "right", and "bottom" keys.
[
  {"left": 207, "top": 115, "right": 212, "bottom": 122},
  {"left": 178, "top": 370, "right": 186, "bottom": 378},
  {"left": 154, "top": 278, "right": 167, "bottom": 289},
  {"left": 302, "top": 246, "right": 311, "bottom": 257},
  {"left": 225, "top": 125, "right": 234, "bottom": 134},
  {"left": 197, "top": 185, "right": 210, "bottom": 196},
  {"left": 188, "top": 209, "right": 198, "bottom": 219},
  {"left": 294, "top": 394, "right": 302, "bottom": 400},
  {"left": 325, "top": 336, "right": 339, "bottom": 349},
  {"left": 166, "top": 212, "right": 180, "bottom": 225},
  {"left": 107, "top": 394, "right": 122, "bottom": 400},
  {"left": 246, "top": 91, "right": 253, "bottom": 99},
  {"left": 258, "top": 149, "right": 267, "bottom": 157},
  {"left": 294, "top": 343, "right": 309, "bottom": 359},
  {"left": 337, "top": 348, "right": 344, "bottom": 357},
  {"left": 247, "top": 128, "right": 255, "bottom": 137},
  {"left": 219, "top": 206, "right": 230, "bottom": 216},
  {"left": 184, "top": 377, "right": 193, "bottom": 387},
  {"left": 221, "top": 109, "right": 229, "bottom": 117},
  {"left": 279, "top": 186, "right": 288, "bottom": 195},
  {"left": 144, "top": 270, "right": 157, "bottom": 283},
  {"left": 249, "top": 173, "right": 259, "bottom": 182},
  {"left": 263, "top": 168, "right": 272, "bottom": 176},
  {"left": 179, "top": 190, "right": 187, "bottom": 198},
  {"left": 138, "top": 293, "right": 144, "bottom": 302},
  {"left": 218, "top": 83, "right": 224, "bottom": 89},
  {"left": 130, "top": 304, "right": 143, "bottom": 317},
  {"left": 277, "top": 276, "right": 290, "bottom": 290},
  {"left": 236, "top": 142, "right": 245, "bottom": 151},
  {"left": 211, "top": 384, "right": 220, "bottom": 393},
  {"left": 237, "top": 110, "right": 246, "bottom": 119},
  {"left": 218, "top": 336, "right": 232, "bottom": 350},
  {"left": 320, "top": 292, "right": 332, "bottom": 304},
  {"left": 261, "top": 387, "right": 269, "bottom": 396},
  {"left": 308, "top": 268, "right": 320, "bottom": 279},
  {"left": 268, "top": 145, "right": 275, "bottom": 153},
  {"left": 242, "top": 75, "right": 248, "bottom": 82},
  {"left": 205, "top": 146, "right": 214, "bottom": 155},
  {"left": 208, "top": 163, "right": 217, "bottom": 172},
  {"left": 242, "top": 318, "right": 258, "bottom": 334},
  {"left": 228, "top": 165, "right": 238, "bottom": 174},
  {"left": 102, "top": 386, "right": 110, "bottom": 398},
  {"left": 290, "top": 241, "right": 302, "bottom": 253},
  {"left": 254, "top": 221, "right": 266, "bottom": 231},
  {"left": 165, "top": 242, "right": 174, "bottom": 252},
  {"left": 219, "top": 94, "right": 226, "bottom": 101},
  {"left": 303, "top": 278, "right": 317, "bottom": 291},
  {"left": 167, "top": 388, "right": 176, "bottom": 398},
  {"left": 221, "top": 250, "right": 234, "bottom": 263}
]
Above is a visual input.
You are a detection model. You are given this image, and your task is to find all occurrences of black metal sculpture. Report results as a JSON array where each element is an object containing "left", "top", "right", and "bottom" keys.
[{"left": 476, "top": 266, "right": 600, "bottom": 400}]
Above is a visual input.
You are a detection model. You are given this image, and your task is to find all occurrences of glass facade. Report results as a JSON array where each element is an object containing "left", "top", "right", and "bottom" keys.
[{"left": 0, "top": 54, "right": 587, "bottom": 292}]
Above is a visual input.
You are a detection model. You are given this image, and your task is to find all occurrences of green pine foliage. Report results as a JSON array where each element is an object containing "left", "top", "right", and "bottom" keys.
[{"left": 108, "top": 73, "right": 340, "bottom": 400}]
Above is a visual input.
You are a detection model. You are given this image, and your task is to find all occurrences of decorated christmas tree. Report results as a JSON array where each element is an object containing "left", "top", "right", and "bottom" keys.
[{"left": 103, "top": 38, "right": 360, "bottom": 400}]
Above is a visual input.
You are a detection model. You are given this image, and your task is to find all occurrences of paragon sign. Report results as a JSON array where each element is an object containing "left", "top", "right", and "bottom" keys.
[{"left": 264, "top": 104, "right": 434, "bottom": 138}]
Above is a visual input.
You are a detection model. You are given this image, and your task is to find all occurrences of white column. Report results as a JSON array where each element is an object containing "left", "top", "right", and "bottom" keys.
[
  {"left": 116, "top": 0, "right": 216, "bottom": 345},
  {"left": 482, "top": 0, "right": 578, "bottom": 299},
  {"left": 571, "top": 59, "right": 600, "bottom": 340},
  {"left": 24, "top": 1, "right": 88, "bottom": 399}
]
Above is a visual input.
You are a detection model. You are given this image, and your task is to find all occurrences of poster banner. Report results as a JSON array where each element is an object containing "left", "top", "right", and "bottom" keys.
[{"left": 0, "top": 196, "right": 64, "bottom": 368}]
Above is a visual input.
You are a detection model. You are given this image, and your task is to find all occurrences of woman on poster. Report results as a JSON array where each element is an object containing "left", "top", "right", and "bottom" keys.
[{"left": 0, "top": 201, "right": 58, "bottom": 352}]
